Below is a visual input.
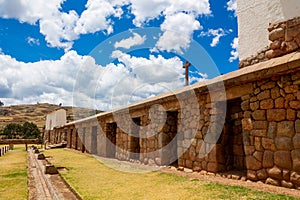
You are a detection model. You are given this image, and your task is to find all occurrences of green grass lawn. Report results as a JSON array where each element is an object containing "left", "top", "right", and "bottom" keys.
[
  {"left": 44, "top": 149, "right": 299, "bottom": 200},
  {"left": 0, "top": 145, "right": 28, "bottom": 200}
]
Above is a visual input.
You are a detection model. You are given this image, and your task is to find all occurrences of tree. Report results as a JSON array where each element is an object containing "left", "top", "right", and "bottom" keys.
[
  {"left": 2, "top": 122, "right": 41, "bottom": 140},
  {"left": 22, "top": 122, "right": 41, "bottom": 139},
  {"left": 3, "top": 124, "right": 23, "bottom": 139},
  {"left": 0, "top": 100, "right": 4, "bottom": 107}
]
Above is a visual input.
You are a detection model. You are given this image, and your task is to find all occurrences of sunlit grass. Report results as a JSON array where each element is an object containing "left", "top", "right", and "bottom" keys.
[
  {"left": 0, "top": 145, "right": 28, "bottom": 200},
  {"left": 44, "top": 149, "right": 299, "bottom": 200}
]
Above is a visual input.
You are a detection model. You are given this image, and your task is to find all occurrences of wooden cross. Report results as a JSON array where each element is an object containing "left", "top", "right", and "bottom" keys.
[{"left": 183, "top": 61, "right": 191, "bottom": 86}]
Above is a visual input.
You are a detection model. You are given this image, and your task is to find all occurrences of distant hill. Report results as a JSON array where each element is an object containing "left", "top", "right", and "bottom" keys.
[{"left": 0, "top": 103, "right": 101, "bottom": 131}]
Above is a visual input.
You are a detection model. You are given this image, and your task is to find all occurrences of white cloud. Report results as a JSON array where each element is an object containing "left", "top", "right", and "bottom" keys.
[
  {"left": 155, "top": 12, "right": 201, "bottom": 53},
  {"left": 0, "top": 50, "right": 90, "bottom": 106},
  {"left": 129, "top": 0, "right": 210, "bottom": 52},
  {"left": 200, "top": 28, "right": 232, "bottom": 47},
  {"left": 129, "top": 0, "right": 169, "bottom": 27},
  {"left": 0, "top": 0, "right": 126, "bottom": 50},
  {"left": 114, "top": 32, "right": 146, "bottom": 49},
  {"left": 0, "top": 49, "right": 206, "bottom": 110},
  {"left": 129, "top": 0, "right": 211, "bottom": 27},
  {"left": 74, "top": 0, "right": 124, "bottom": 35},
  {"left": 164, "top": 0, "right": 211, "bottom": 16},
  {"left": 227, "top": 0, "right": 237, "bottom": 16},
  {"left": 0, "top": 0, "right": 64, "bottom": 24},
  {"left": 0, "top": 0, "right": 212, "bottom": 52},
  {"left": 229, "top": 37, "right": 238, "bottom": 62},
  {"left": 0, "top": 0, "right": 79, "bottom": 50},
  {"left": 26, "top": 37, "right": 40, "bottom": 46}
]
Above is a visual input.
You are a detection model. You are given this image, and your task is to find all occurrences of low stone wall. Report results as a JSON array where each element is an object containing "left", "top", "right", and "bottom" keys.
[{"left": 240, "top": 16, "right": 300, "bottom": 68}]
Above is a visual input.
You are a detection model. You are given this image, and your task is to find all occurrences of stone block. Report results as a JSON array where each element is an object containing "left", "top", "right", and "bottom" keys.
[
  {"left": 252, "top": 110, "right": 266, "bottom": 121},
  {"left": 291, "top": 172, "right": 300, "bottom": 186},
  {"left": 271, "top": 87, "right": 280, "bottom": 99},
  {"left": 207, "top": 162, "right": 218, "bottom": 173},
  {"left": 275, "top": 137, "right": 293, "bottom": 150},
  {"left": 261, "top": 81, "right": 276, "bottom": 90},
  {"left": 37, "top": 153, "right": 45, "bottom": 160},
  {"left": 267, "top": 109, "right": 286, "bottom": 121},
  {"left": 265, "top": 178, "right": 280, "bottom": 186},
  {"left": 292, "top": 150, "right": 300, "bottom": 173},
  {"left": 275, "top": 97, "right": 284, "bottom": 108},
  {"left": 260, "top": 99, "right": 274, "bottom": 109},
  {"left": 251, "top": 130, "right": 266, "bottom": 137},
  {"left": 281, "top": 181, "right": 294, "bottom": 189},
  {"left": 241, "top": 100, "right": 250, "bottom": 111},
  {"left": 263, "top": 151, "right": 274, "bottom": 168},
  {"left": 242, "top": 119, "right": 253, "bottom": 131},
  {"left": 244, "top": 145, "right": 255, "bottom": 156},
  {"left": 262, "top": 138, "right": 276, "bottom": 151},
  {"left": 247, "top": 170, "right": 257, "bottom": 181},
  {"left": 184, "top": 168, "right": 193, "bottom": 173},
  {"left": 246, "top": 156, "right": 262, "bottom": 170},
  {"left": 290, "top": 101, "right": 300, "bottom": 109},
  {"left": 286, "top": 109, "right": 296, "bottom": 120},
  {"left": 270, "top": 40, "right": 282, "bottom": 50},
  {"left": 45, "top": 165, "right": 58, "bottom": 174},
  {"left": 268, "top": 166, "right": 282, "bottom": 179},
  {"left": 254, "top": 137, "right": 263, "bottom": 151},
  {"left": 253, "top": 151, "right": 263, "bottom": 162},
  {"left": 269, "top": 27, "right": 284, "bottom": 41},
  {"left": 257, "top": 90, "right": 270, "bottom": 100},
  {"left": 185, "top": 160, "right": 193, "bottom": 169},
  {"left": 193, "top": 164, "right": 201, "bottom": 172},
  {"left": 277, "top": 121, "right": 295, "bottom": 137},
  {"left": 253, "top": 121, "right": 268, "bottom": 130},
  {"left": 257, "top": 169, "right": 268, "bottom": 180},
  {"left": 284, "top": 85, "right": 299, "bottom": 93},
  {"left": 274, "top": 151, "right": 292, "bottom": 169},
  {"left": 250, "top": 101, "right": 259, "bottom": 111}
]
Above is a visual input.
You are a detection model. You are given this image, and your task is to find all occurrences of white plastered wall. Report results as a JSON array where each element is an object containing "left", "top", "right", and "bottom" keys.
[
  {"left": 45, "top": 109, "right": 66, "bottom": 130},
  {"left": 237, "top": 0, "right": 300, "bottom": 60}
]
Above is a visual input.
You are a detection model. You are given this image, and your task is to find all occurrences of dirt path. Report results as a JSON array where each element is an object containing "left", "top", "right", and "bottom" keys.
[
  {"left": 27, "top": 148, "right": 81, "bottom": 200},
  {"left": 160, "top": 167, "right": 300, "bottom": 198}
]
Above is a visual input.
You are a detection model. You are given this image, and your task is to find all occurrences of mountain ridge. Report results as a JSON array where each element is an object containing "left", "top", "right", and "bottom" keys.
[{"left": 0, "top": 103, "right": 101, "bottom": 131}]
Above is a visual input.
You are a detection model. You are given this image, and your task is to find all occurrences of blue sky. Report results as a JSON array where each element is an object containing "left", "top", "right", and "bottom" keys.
[{"left": 0, "top": 0, "right": 238, "bottom": 110}]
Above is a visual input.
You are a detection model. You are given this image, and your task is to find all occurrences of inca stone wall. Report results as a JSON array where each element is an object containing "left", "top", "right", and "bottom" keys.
[
  {"left": 45, "top": 51, "right": 300, "bottom": 190},
  {"left": 240, "top": 72, "right": 300, "bottom": 188},
  {"left": 240, "top": 16, "right": 300, "bottom": 68}
]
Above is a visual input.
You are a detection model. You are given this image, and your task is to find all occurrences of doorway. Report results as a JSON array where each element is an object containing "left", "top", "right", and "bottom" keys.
[
  {"left": 106, "top": 122, "right": 117, "bottom": 158},
  {"left": 130, "top": 117, "right": 141, "bottom": 160},
  {"left": 162, "top": 111, "right": 178, "bottom": 166},
  {"left": 91, "top": 126, "right": 98, "bottom": 154},
  {"left": 223, "top": 98, "right": 245, "bottom": 171},
  {"left": 82, "top": 128, "right": 86, "bottom": 153}
]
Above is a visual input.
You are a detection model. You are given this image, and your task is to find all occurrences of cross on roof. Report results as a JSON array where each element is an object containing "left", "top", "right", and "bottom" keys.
[{"left": 183, "top": 61, "right": 191, "bottom": 86}]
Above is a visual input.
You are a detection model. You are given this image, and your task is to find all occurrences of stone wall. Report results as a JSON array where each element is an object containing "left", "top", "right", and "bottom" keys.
[
  {"left": 240, "top": 71, "right": 300, "bottom": 188},
  {"left": 240, "top": 16, "right": 300, "bottom": 68},
  {"left": 47, "top": 52, "right": 300, "bottom": 189}
]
